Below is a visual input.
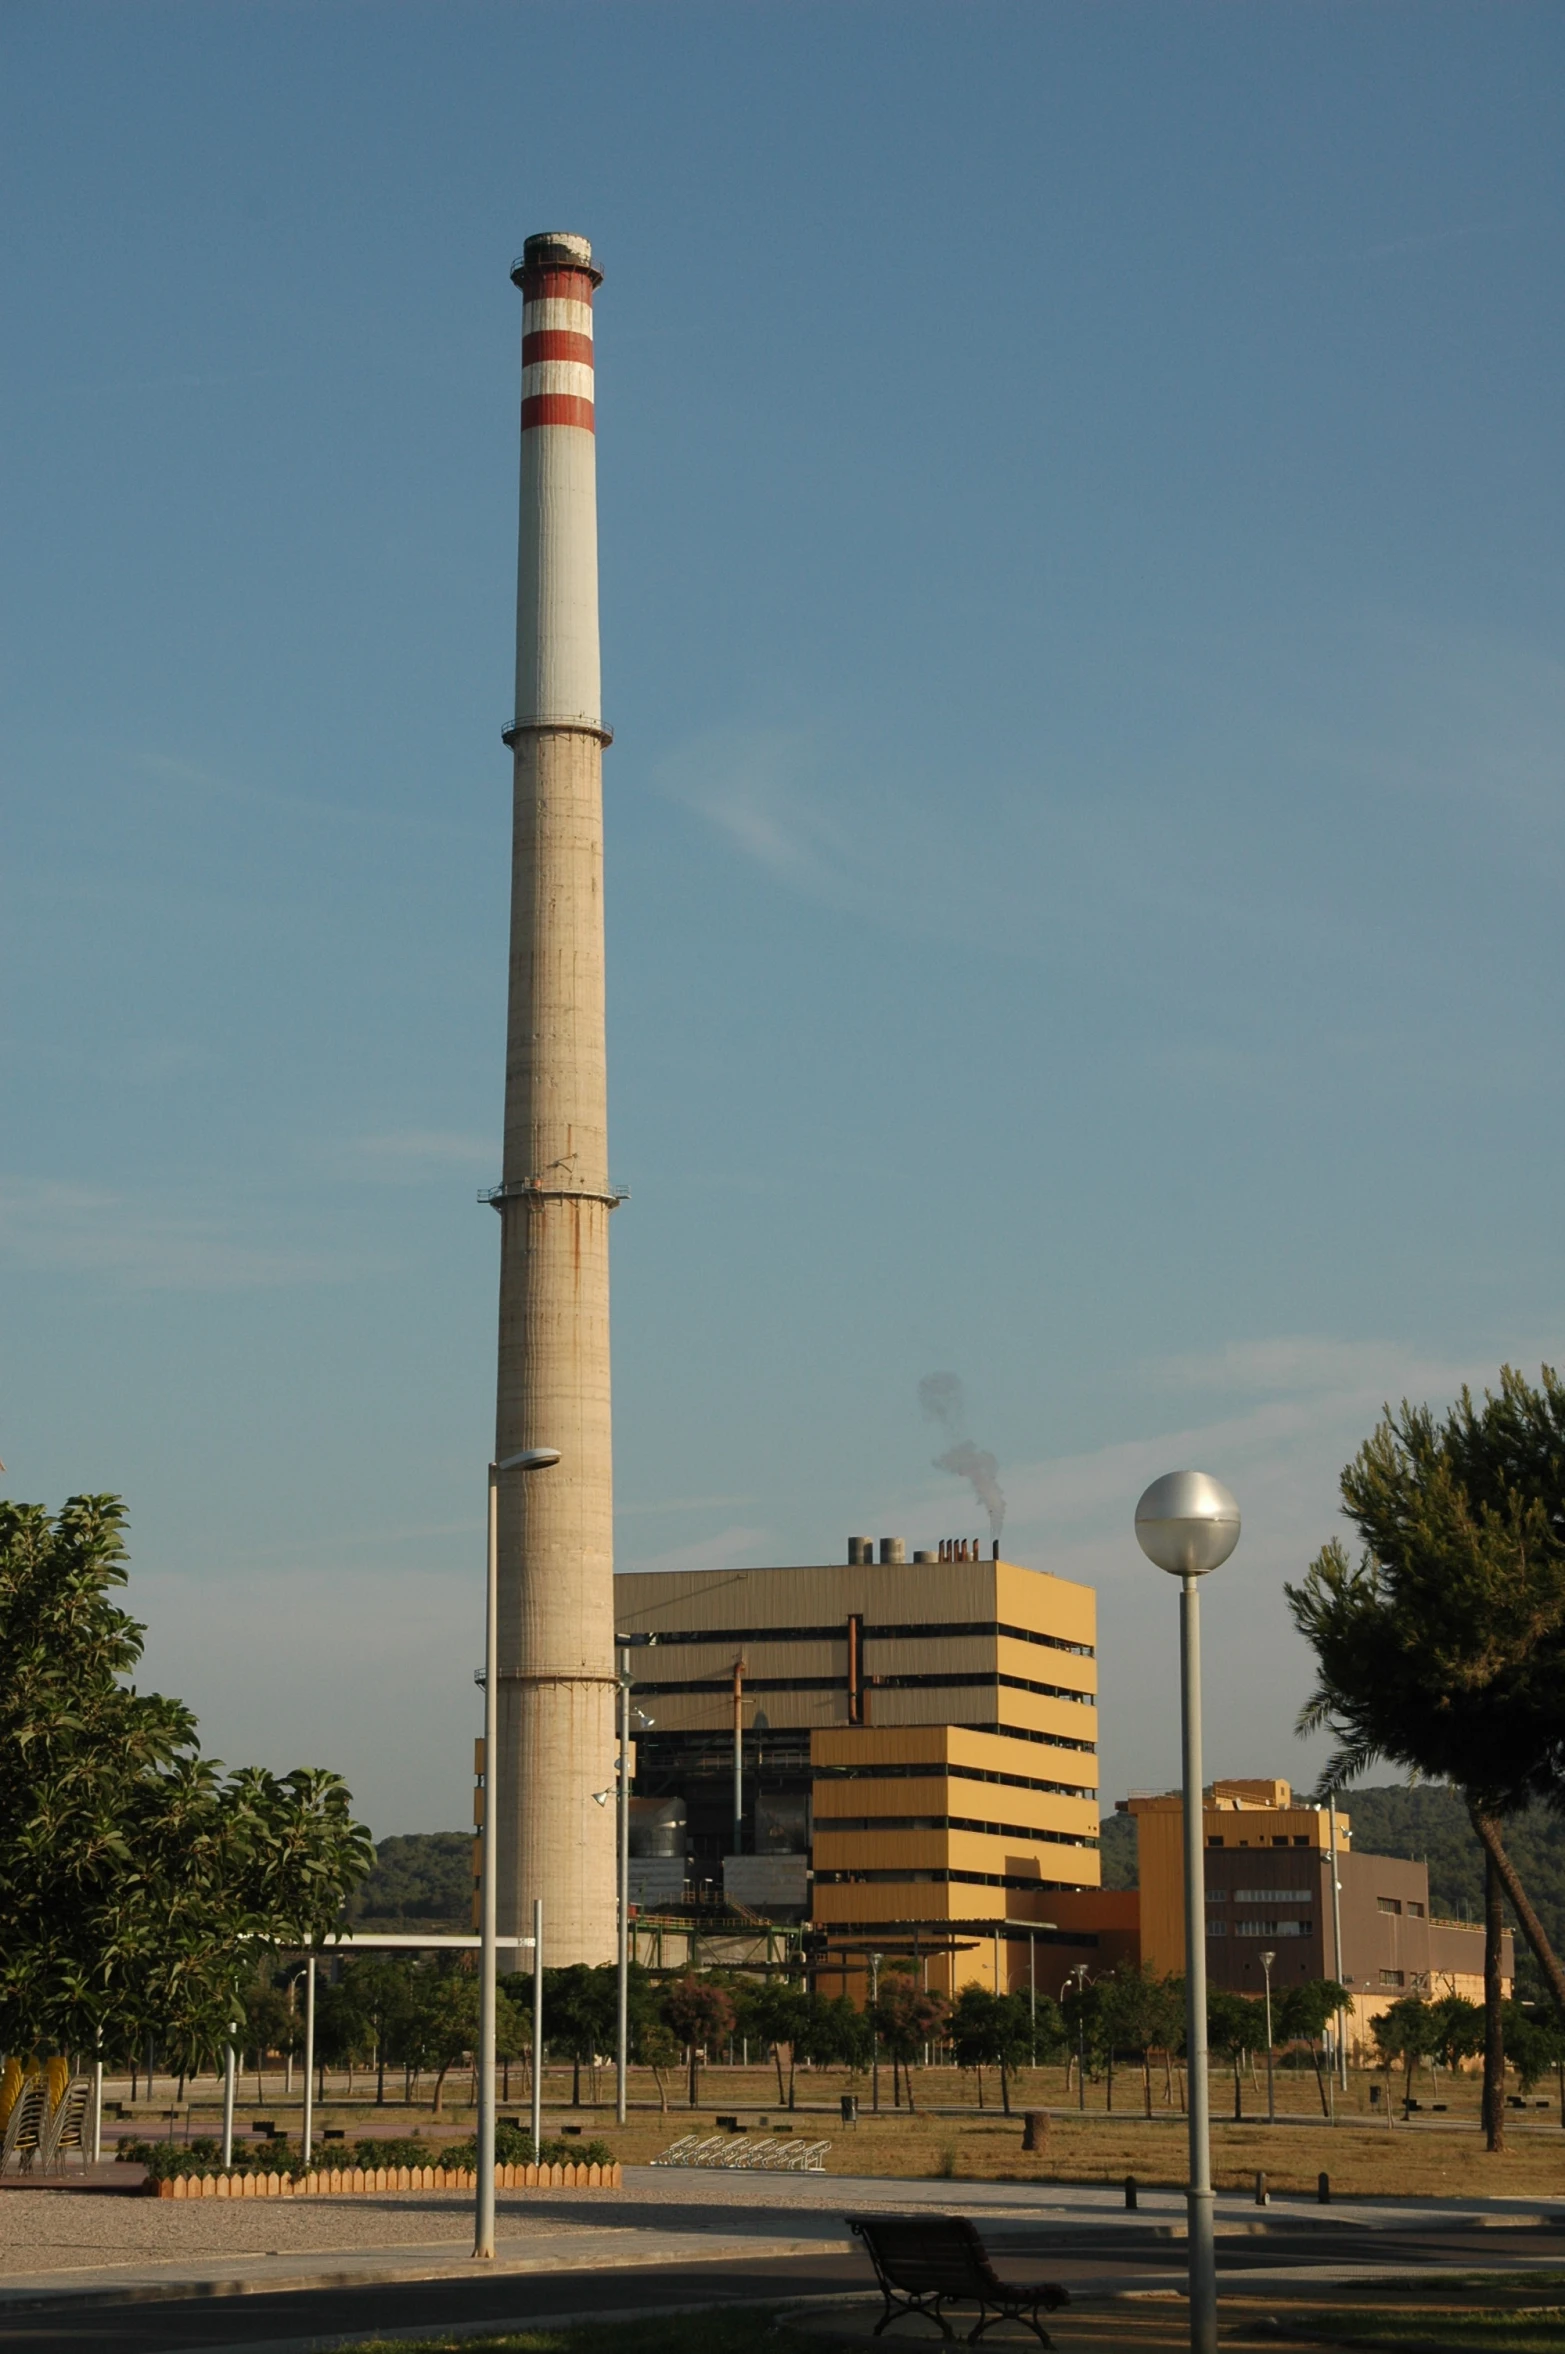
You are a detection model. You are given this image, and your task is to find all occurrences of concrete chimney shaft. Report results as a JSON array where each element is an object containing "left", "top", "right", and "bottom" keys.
[{"left": 492, "top": 231, "right": 618, "bottom": 1963}]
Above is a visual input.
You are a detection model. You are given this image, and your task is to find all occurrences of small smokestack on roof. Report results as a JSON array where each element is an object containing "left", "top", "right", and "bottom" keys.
[
  {"left": 880, "top": 1538, "right": 906, "bottom": 1566},
  {"left": 848, "top": 1536, "right": 873, "bottom": 1565}
]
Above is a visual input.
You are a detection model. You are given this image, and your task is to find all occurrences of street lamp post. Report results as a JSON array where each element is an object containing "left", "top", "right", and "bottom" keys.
[
  {"left": 222, "top": 2025, "right": 237, "bottom": 2169},
  {"left": 476, "top": 1446, "right": 560, "bottom": 2265},
  {"left": 301, "top": 1953, "right": 317, "bottom": 2164},
  {"left": 1328, "top": 1795, "right": 1348, "bottom": 2089},
  {"left": 869, "top": 1953, "right": 882, "bottom": 2113},
  {"left": 1135, "top": 1469, "right": 1241, "bottom": 2354},
  {"left": 1063, "top": 1966, "right": 1090, "bottom": 2108},
  {"left": 617, "top": 1642, "right": 631, "bottom": 2127},
  {"left": 1260, "top": 1951, "right": 1276, "bottom": 2125}
]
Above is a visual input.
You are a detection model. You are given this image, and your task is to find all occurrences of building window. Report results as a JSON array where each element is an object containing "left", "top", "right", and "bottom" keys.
[
  {"left": 1234, "top": 1889, "right": 1311, "bottom": 1905},
  {"left": 1405, "top": 1901, "right": 1425, "bottom": 1918},
  {"left": 1379, "top": 1969, "right": 1405, "bottom": 1989},
  {"left": 1377, "top": 1897, "right": 1402, "bottom": 1915},
  {"left": 1293, "top": 1836, "right": 1310, "bottom": 1846},
  {"left": 1235, "top": 1920, "right": 1312, "bottom": 1938},
  {"left": 1205, "top": 1919, "right": 1227, "bottom": 1936},
  {"left": 1208, "top": 1836, "right": 1224, "bottom": 1848}
]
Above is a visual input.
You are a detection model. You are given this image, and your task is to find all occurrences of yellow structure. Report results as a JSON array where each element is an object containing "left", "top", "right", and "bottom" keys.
[
  {"left": 1127, "top": 1780, "right": 1349, "bottom": 1978},
  {"left": 1123, "top": 1778, "right": 1506, "bottom": 2051},
  {"left": 615, "top": 1545, "right": 1104, "bottom": 1995}
]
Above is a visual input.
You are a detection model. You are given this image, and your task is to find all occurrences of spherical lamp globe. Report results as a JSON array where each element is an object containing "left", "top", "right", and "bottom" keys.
[{"left": 1134, "top": 1470, "right": 1241, "bottom": 1577}]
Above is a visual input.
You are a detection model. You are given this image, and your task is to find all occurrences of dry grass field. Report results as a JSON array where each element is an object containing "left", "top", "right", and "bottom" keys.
[{"left": 110, "top": 2058, "right": 1565, "bottom": 2203}]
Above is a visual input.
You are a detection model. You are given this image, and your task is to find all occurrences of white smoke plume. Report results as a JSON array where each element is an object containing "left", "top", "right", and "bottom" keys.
[{"left": 918, "top": 1371, "right": 1006, "bottom": 1540}]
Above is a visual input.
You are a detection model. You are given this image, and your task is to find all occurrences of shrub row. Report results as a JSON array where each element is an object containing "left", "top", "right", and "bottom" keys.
[{"left": 120, "top": 2129, "right": 614, "bottom": 2182}]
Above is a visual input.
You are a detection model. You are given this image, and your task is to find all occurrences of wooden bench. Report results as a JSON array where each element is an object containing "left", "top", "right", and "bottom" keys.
[{"left": 845, "top": 2211, "right": 1069, "bottom": 2344}]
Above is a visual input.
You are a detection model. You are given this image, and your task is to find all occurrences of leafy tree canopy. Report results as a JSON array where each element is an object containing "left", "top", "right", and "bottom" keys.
[
  {"left": 1286, "top": 1368, "right": 1565, "bottom": 1810},
  {"left": 0, "top": 1495, "right": 372, "bottom": 2059}
]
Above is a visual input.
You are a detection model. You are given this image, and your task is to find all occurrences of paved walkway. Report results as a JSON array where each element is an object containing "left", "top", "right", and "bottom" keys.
[{"left": 1, "top": 2164, "right": 1563, "bottom": 2311}]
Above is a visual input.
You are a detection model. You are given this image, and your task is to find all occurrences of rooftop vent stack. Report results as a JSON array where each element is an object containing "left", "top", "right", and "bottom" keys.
[
  {"left": 880, "top": 1538, "right": 906, "bottom": 1565},
  {"left": 848, "top": 1536, "right": 873, "bottom": 1565}
]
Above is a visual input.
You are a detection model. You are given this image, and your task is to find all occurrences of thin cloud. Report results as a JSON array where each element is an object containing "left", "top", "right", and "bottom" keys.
[
  {"left": 654, "top": 727, "right": 858, "bottom": 899},
  {"left": 616, "top": 1493, "right": 757, "bottom": 1518},
  {"left": 616, "top": 1523, "right": 772, "bottom": 1578},
  {"left": 0, "top": 1178, "right": 368, "bottom": 1292},
  {"left": 1145, "top": 1335, "right": 1468, "bottom": 1400},
  {"left": 324, "top": 1130, "right": 494, "bottom": 1182}
]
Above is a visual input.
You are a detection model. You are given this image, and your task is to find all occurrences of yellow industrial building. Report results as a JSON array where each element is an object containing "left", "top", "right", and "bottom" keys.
[{"left": 612, "top": 1539, "right": 1112, "bottom": 1994}]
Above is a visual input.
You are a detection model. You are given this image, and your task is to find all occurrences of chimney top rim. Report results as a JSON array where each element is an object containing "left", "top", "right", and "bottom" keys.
[{"left": 513, "top": 232, "right": 602, "bottom": 286}]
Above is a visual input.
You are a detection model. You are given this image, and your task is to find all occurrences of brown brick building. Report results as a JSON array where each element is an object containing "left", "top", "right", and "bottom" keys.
[{"left": 1124, "top": 1780, "right": 1507, "bottom": 2051}]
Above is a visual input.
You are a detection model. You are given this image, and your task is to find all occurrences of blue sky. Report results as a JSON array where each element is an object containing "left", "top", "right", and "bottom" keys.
[{"left": 3, "top": 2, "right": 1562, "bottom": 1835}]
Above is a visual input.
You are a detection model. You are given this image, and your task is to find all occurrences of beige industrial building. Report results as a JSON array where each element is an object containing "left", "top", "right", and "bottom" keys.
[
  {"left": 1122, "top": 1779, "right": 1507, "bottom": 2048},
  {"left": 614, "top": 1540, "right": 1125, "bottom": 1995}
]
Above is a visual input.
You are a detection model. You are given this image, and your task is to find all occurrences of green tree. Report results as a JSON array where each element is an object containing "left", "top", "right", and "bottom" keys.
[
  {"left": 0, "top": 1495, "right": 372, "bottom": 2067},
  {"left": 949, "top": 1985, "right": 1016, "bottom": 2110},
  {"left": 1502, "top": 2000, "right": 1563, "bottom": 2096},
  {"left": 637, "top": 2018, "right": 680, "bottom": 2114},
  {"left": 1286, "top": 1369, "right": 1565, "bottom": 2149},
  {"left": 399, "top": 1964, "right": 479, "bottom": 2116},
  {"left": 1274, "top": 1979, "right": 1352, "bottom": 2118},
  {"left": 1207, "top": 1990, "right": 1265, "bottom": 2123},
  {"left": 661, "top": 1974, "right": 735, "bottom": 2108},
  {"left": 742, "top": 1978, "right": 810, "bottom": 2108},
  {"left": 548, "top": 1964, "right": 620, "bottom": 2107},
  {"left": 869, "top": 1971, "right": 949, "bottom": 2113},
  {"left": 1370, "top": 1995, "right": 1433, "bottom": 2115},
  {"left": 1098, "top": 1963, "right": 1183, "bottom": 2119},
  {"left": 1426, "top": 1992, "right": 1483, "bottom": 2075},
  {"left": 340, "top": 1956, "right": 418, "bottom": 2106}
]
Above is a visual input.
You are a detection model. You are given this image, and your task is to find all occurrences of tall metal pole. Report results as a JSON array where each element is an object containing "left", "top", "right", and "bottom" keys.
[
  {"left": 90, "top": 2045, "right": 102, "bottom": 2166},
  {"left": 1180, "top": 1573, "right": 1216, "bottom": 2354},
  {"left": 222, "top": 2030, "right": 236, "bottom": 2171},
  {"left": 1029, "top": 1932, "right": 1037, "bottom": 2065},
  {"left": 476, "top": 1461, "right": 501, "bottom": 2259},
  {"left": 731, "top": 1658, "right": 745, "bottom": 1859},
  {"left": 869, "top": 1953, "right": 882, "bottom": 2113},
  {"left": 1328, "top": 1794, "right": 1348, "bottom": 2087},
  {"left": 616, "top": 1643, "right": 630, "bottom": 2126},
  {"left": 301, "top": 1954, "right": 317, "bottom": 2166},
  {"left": 531, "top": 1896, "right": 545, "bottom": 2156},
  {"left": 1261, "top": 1952, "right": 1275, "bottom": 2125}
]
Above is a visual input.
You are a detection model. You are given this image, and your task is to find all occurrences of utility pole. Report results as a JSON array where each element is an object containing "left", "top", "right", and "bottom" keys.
[
  {"left": 731, "top": 1657, "right": 746, "bottom": 1859},
  {"left": 1329, "top": 1795, "right": 1348, "bottom": 2087}
]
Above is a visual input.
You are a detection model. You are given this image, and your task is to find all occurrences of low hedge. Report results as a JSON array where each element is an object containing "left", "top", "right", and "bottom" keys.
[{"left": 119, "top": 2128, "right": 615, "bottom": 2183}]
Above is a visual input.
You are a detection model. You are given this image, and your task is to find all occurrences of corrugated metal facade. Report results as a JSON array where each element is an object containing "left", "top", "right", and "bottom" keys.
[{"left": 613, "top": 1556, "right": 1102, "bottom": 1995}]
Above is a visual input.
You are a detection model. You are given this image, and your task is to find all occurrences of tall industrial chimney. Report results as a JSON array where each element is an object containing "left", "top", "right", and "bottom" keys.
[{"left": 490, "top": 231, "right": 618, "bottom": 1964}]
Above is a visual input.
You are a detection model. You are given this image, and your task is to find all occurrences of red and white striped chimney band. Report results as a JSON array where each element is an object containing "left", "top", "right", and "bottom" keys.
[{"left": 520, "top": 264, "right": 595, "bottom": 435}]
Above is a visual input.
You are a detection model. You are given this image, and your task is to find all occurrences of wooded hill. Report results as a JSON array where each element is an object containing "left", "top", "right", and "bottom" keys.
[{"left": 341, "top": 1833, "right": 473, "bottom": 1931}]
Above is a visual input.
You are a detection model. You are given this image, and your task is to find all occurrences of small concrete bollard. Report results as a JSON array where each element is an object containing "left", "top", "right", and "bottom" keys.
[
  {"left": 1254, "top": 2170, "right": 1269, "bottom": 2206},
  {"left": 1022, "top": 2110, "right": 1048, "bottom": 2153},
  {"left": 1124, "top": 2174, "right": 1138, "bottom": 2211},
  {"left": 1317, "top": 2171, "right": 1331, "bottom": 2206}
]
